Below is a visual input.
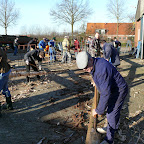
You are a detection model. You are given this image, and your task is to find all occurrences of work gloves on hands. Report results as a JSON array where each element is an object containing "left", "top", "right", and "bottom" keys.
[
  {"left": 39, "top": 65, "right": 42, "bottom": 70},
  {"left": 25, "top": 59, "right": 29, "bottom": 65}
]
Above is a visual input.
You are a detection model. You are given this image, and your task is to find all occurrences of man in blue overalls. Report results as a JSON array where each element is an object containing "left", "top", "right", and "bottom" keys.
[
  {"left": 0, "top": 48, "right": 13, "bottom": 117},
  {"left": 76, "top": 51, "right": 128, "bottom": 144}
]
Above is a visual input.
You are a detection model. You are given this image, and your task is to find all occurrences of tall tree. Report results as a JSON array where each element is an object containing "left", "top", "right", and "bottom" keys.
[
  {"left": 0, "top": 0, "right": 19, "bottom": 35},
  {"left": 50, "top": 0, "right": 92, "bottom": 40},
  {"left": 107, "top": 0, "right": 125, "bottom": 38}
]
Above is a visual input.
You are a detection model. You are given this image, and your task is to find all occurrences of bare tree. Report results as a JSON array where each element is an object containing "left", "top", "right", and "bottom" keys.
[
  {"left": 107, "top": 0, "right": 126, "bottom": 37},
  {"left": 127, "top": 13, "right": 135, "bottom": 23},
  {"left": 50, "top": 0, "right": 92, "bottom": 40},
  {"left": 127, "top": 13, "right": 135, "bottom": 35},
  {"left": 0, "top": 0, "right": 19, "bottom": 35},
  {"left": 79, "top": 22, "right": 87, "bottom": 33}
]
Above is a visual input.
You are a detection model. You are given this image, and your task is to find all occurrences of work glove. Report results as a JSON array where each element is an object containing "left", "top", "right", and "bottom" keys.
[
  {"left": 0, "top": 73, "right": 3, "bottom": 80},
  {"left": 25, "top": 59, "right": 29, "bottom": 65},
  {"left": 39, "top": 65, "right": 42, "bottom": 70}
]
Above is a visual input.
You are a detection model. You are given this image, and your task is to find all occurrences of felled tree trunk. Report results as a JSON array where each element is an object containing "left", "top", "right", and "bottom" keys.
[
  {"left": 9, "top": 71, "right": 47, "bottom": 78},
  {"left": 9, "top": 69, "right": 70, "bottom": 78}
]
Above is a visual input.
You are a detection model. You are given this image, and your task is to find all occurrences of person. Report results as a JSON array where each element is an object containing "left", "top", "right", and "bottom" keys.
[
  {"left": 114, "top": 38, "right": 121, "bottom": 54},
  {"left": 109, "top": 39, "right": 114, "bottom": 47},
  {"left": 48, "top": 44, "right": 56, "bottom": 62},
  {"left": 100, "top": 39, "right": 120, "bottom": 67},
  {"left": 13, "top": 37, "right": 19, "bottom": 55},
  {"left": 48, "top": 37, "right": 56, "bottom": 61},
  {"left": 38, "top": 38, "right": 47, "bottom": 51},
  {"left": 27, "top": 38, "right": 38, "bottom": 52},
  {"left": 24, "top": 49, "right": 45, "bottom": 83},
  {"left": 76, "top": 51, "right": 128, "bottom": 144},
  {"left": 91, "top": 32, "right": 101, "bottom": 57},
  {"left": 136, "top": 40, "right": 142, "bottom": 59},
  {"left": 0, "top": 47, "right": 13, "bottom": 116},
  {"left": 49, "top": 37, "right": 56, "bottom": 47},
  {"left": 62, "top": 36, "right": 71, "bottom": 63},
  {"left": 74, "top": 38, "right": 80, "bottom": 58},
  {"left": 126, "top": 40, "right": 132, "bottom": 51},
  {"left": 86, "top": 36, "right": 93, "bottom": 54}
]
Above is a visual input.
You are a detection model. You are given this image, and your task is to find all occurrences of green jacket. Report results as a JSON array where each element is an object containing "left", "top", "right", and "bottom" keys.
[{"left": 0, "top": 48, "right": 10, "bottom": 73}]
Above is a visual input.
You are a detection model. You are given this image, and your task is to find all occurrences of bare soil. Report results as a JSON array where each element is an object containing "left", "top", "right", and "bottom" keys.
[{"left": 0, "top": 50, "right": 144, "bottom": 144}]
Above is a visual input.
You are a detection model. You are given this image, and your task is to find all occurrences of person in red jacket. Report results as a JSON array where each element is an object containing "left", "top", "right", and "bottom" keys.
[{"left": 74, "top": 38, "right": 80, "bottom": 58}]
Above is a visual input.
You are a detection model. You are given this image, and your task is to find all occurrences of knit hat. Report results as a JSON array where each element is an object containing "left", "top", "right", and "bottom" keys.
[{"left": 76, "top": 51, "right": 91, "bottom": 69}]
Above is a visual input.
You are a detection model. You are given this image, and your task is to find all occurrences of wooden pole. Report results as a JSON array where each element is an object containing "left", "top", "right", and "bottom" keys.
[
  {"left": 85, "top": 86, "right": 101, "bottom": 144},
  {"left": 9, "top": 71, "right": 47, "bottom": 78},
  {"left": 9, "top": 69, "right": 70, "bottom": 78}
]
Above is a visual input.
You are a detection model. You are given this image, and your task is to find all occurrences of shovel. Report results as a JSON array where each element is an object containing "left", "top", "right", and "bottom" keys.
[{"left": 85, "top": 86, "right": 101, "bottom": 144}]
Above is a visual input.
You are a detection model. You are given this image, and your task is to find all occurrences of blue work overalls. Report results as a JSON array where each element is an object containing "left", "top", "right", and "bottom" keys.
[
  {"left": 90, "top": 58, "right": 128, "bottom": 144},
  {"left": 0, "top": 70, "right": 11, "bottom": 98}
]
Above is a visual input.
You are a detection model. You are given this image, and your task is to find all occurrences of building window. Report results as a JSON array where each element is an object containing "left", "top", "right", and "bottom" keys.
[
  {"left": 123, "top": 37, "right": 126, "bottom": 40},
  {"left": 119, "top": 37, "right": 121, "bottom": 40},
  {"left": 95, "top": 29, "right": 106, "bottom": 34}
]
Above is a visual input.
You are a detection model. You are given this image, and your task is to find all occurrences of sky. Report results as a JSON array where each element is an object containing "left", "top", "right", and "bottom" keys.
[{"left": 0, "top": 0, "right": 138, "bottom": 35}]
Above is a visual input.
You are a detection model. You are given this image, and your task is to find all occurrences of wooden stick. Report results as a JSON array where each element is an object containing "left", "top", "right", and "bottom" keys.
[
  {"left": 85, "top": 86, "right": 101, "bottom": 144},
  {"left": 93, "top": 86, "right": 99, "bottom": 129}
]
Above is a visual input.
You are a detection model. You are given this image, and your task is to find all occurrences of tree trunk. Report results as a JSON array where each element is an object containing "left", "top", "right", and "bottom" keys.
[
  {"left": 116, "top": 0, "right": 119, "bottom": 38},
  {"left": 5, "top": 26, "right": 7, "bottom": 35},
  {"left": 117, "top": 22, "right": 118, "bottom": 38},
  {"left": 71, "top": 23, "right": 74, "bottom": 44}
]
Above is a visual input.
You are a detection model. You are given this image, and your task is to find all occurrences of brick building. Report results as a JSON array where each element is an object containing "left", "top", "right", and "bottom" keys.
[{"left": 86, "top": 23, "right": 135, "bottom": 43}]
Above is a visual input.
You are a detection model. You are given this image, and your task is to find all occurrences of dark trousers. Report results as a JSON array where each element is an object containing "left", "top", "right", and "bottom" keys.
[
  {"left": 25, "top": 61, "right": 40, "bottom": 82},
  {"left": 14, "top": 46, "right": 18, "bottom": 55},
  {"left": 105, "top": 87, "right": 128, "bottom": 144}
]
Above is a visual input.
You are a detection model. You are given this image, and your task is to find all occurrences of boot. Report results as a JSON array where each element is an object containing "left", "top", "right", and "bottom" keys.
[
  {"left": 6, "top": 97, "right": 13, "bottom": 110},
  {"left": 26, "top": 76, "right": 30, "bottom": 83},
  {"left": 37, "top": 75, "right": 40, "bottom": 80}
]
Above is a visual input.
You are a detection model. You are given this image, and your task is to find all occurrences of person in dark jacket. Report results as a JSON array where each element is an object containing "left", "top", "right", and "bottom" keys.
[
  {"left": 91, "top": 32, "right": 101, "bottom": 57},
  {"left": 101, "top": 40, "right": 120, "bottom": 67},
  {"left": 0, "top": 47, "right": 13, "bottom": 116},
  {"left": 24, "top": 49, "right": 45, "bottom": 82},
  {"left": 13, "top": 37, "right": 19, "bottom": 55},
  {"left": 27, "top": 38, "right": 38, "bottom": 52},
  {"left": 76, "top": 51, "right": 128, "bottom": 144},
  {"left": 114, "top": 38, "right": 121, "bottom": 54},
  {"left": 48, "top": 37, "right": 56, "bottom": 61}
]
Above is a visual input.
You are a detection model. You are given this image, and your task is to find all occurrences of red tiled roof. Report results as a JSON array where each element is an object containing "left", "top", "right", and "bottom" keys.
[{"left": 86, "top": 23, "right": 135, "bottom": 35}]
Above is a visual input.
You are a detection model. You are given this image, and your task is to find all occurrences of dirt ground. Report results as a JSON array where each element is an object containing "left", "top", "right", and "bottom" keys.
[{"left": 0, "top": 49, "right": 144, "bottom": 144}]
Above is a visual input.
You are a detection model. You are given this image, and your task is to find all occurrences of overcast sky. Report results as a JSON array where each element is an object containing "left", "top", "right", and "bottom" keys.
[{"left": 0, "top": 0, "right": 138, "bottom": 35}]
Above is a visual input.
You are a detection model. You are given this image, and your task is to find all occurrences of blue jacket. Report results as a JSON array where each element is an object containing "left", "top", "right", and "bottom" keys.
[
  {"left": 48, "top": 40, "right": 55, "bottom": 47},
  {"left": 103, "top": 43, "right": 120, "bottom": 66},
  {"left": 38, "top": 40, "right": 46, "bottom": 49},
  {"left": 90, "top": 58, "right": 128, "bottom": 115}
]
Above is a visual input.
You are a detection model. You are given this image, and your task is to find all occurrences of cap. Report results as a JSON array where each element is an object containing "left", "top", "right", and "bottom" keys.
[
  {"left": 64, "top": 36, "right": 69, "bottom": 39},
  {"left": 76, "top": 51, "right": 91, "bottom": 69},
  {"left": 53, "top": 37, "right": 56, "bottom": 40},
  {"left": 45, "top": 38, "right": 49, "bottom": 41}
]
